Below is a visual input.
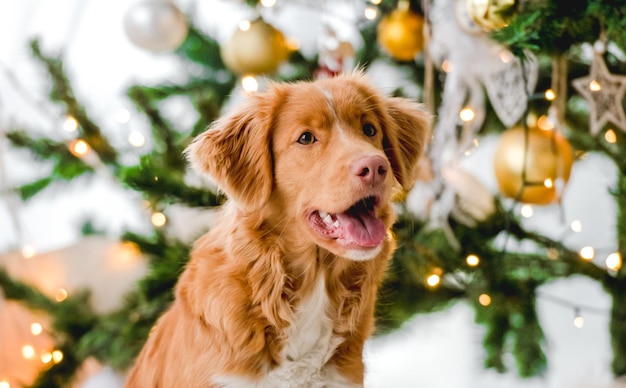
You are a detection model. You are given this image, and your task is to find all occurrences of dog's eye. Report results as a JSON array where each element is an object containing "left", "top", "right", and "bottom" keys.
[
  {"left": 362, "top": 123, "right": 377, "bottom": 137},
  {"left": 297, "top": 132, "right": 317, "bottom": 145}
]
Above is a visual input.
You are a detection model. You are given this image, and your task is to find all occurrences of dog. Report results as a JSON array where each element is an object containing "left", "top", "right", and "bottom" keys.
[{"left": 125, "top": 72, "right": 429, "bottom": 387}]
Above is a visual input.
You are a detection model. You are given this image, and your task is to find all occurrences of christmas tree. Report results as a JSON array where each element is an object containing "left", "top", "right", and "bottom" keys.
[{"left": 1, "top": 0, "right": 626, "bottom": 386}]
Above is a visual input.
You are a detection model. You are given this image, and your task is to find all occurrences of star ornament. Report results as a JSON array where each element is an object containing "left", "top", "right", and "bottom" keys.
[{"left": 572, "top": 53, "right": 626, "bottom": 136}]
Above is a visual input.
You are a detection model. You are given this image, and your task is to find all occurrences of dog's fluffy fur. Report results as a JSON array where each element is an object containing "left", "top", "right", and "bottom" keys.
[{"left": 126, "top": 73, "right": 429, "bottom": 387}]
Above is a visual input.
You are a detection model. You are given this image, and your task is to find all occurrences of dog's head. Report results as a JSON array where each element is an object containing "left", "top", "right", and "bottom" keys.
[{"left": 187, "top": 73, "right": 430, "bottom": 261}]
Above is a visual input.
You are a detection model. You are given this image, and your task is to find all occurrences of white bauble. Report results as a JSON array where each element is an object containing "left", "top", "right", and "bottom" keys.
[{"left": 124, "top": 0, "right": 188, "bottom": 52}]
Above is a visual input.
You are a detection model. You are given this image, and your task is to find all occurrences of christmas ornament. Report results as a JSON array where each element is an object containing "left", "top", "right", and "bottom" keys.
[
  {"left": 377, "top": 0, "right": 424, "bottom": 61},
  {"left": 124, "top": 0, "right": 189, "bottom": 53},
  {"left": 220, "top": 18, "right": 290, "bottom": 75},
  {"left": 494, "top": 124, "right": 574, "bottom": 205},
  {"left": 466, "top": 0, "right": 516, "bottom": 32},
  {"left": 572, "top": 52, "right": 626, "bottom": 136}
]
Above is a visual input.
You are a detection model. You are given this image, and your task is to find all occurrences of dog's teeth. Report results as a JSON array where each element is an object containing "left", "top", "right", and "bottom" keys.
[
  {"left": 323, "top": 214, "right": 333, "bottom": 224},
  {"left": 319, "top": 211, "right": 329, "bottom": 218},
  {"left": 333, "top": 220, "right": 340, "bottom": 228}
]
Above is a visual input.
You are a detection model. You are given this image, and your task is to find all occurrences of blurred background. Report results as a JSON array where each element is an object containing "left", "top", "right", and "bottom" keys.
[{"left": 1, "top": 0, "right": 625, "bottom": 387}]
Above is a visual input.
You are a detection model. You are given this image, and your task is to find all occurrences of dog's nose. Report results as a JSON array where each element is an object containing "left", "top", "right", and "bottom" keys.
[{"left": 351, "top": 156, "right": 388, "bottom": 186}]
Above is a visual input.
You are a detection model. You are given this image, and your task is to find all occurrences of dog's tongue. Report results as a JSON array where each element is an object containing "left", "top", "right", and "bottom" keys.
[{"left": 336, "top": 211, "right": 386, "bottom": 247}]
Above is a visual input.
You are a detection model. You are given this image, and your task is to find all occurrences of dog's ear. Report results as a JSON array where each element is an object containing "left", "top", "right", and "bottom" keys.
[
  {"left": 383, "top": 97, "right": 431, "bottom": 190},
  {"left": 186, "top": 95, "right": 275, "bottom": 212}
]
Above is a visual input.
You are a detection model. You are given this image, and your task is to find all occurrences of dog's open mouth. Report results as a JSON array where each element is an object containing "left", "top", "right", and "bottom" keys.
[{"left": 308, "top": 195, "right": 385, "bottom": 248}]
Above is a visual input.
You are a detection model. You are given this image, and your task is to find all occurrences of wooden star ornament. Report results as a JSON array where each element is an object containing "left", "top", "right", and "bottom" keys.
[{"left": 572, "top": 53, "right": 626, "bottom": 136}]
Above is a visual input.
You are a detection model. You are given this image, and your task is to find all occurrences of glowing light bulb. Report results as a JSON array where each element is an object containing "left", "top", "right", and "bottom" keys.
[
  {"left": 479, "top": 294, "right": 491, "bottom": 306},
  {"left": 441, "top": 60, "right": 453, "bottom": 73},
  {"left": 574, "top": 309, "right": 584, "bottom": 328},
  {"left": 544, "top": 89, "right": 556, "bottom": 101},
  {"left": 63, "top": 116, "right": 78, "bottom": 132},
  {"left": 459, "top": 108, "right": 475, "bottom": 122},
  {"left": 41, "top": 352, "right": 53, "bottom": 364},
  {"left": 22, "top": 345, "right": 35, "bottom": 359},
  {"left": 69, "top": 139, "right": 90, "bottom": 157},
  {"left": 22, "top": 244, "right": 36, "bottom": 259},
  {"left": 605, "top": 129, "right": 617, "bottom": 144},
  {"left": 426, "top": 274, "right": 441, "bottom": 287},
  {"left": 537, "top": 115, "right": 554, "bottom": 130},
  {"left": 589, "top": 80, "right": 602, "bottom": 92},
  {"left": 0, "top": 381, "right": 10, "bottom": 388},
  {"left": 31, "top": 323, "right": 43, "bottom": 336},
  {"left": 543, "top": 178, "right": 553, "bottom": 188},
  {"left": 571, "top": 220, "right": 583, "bottom": 232},
  {"left": 579, "top": 246, "right": 594, "bottom": 261},
  {"left": 370, "top": 0, "right": 382, "bottom": 4},
  {"left": 606, "top": 252, "right": 622, "bottom": 271},
  {"left": 238, "top": 20, "right": 251, "bottom": 31},
  {"left": 128, "top": 131, "right": 145, "bottom": 147},
  {"left": 52, "top": 350, "right": 64, "bottom": 363},
  {"left": 466, "top": 254, "right": 480, "bottom": 266},
  {"left": 55, "top": 288, "right": 68, "bottom": 302},
  {"left": 520, "top": 204, "right": 533, "bottom": 218},
  {"left": 260, "top": 0, "right": 276, "bottom": 6},
  {"left": 241, "top": 76, "right": 259, "bottom": 93},
  {"left": 364, "top": 6, "right": 378, "bottom": 20},
  {"left": 115, "top": 108, "right": 131, "bottom": 124},
  {"left": 151, "top": 212, "right": 167, "bottom": 227}
]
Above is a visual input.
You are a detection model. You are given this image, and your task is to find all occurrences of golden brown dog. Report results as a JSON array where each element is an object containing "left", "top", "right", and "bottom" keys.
[{"left": 126, "top": 73, "right": 429, "bottom": 387}]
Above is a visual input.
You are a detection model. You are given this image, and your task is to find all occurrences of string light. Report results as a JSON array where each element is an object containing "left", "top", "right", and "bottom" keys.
[
  {"left": 466, "top": 254, "right": 480, "bottom": 266},
  {"left": 52, "top": 350, "right": 64, "bottom": 364},
  {"left": 115, "top": 108, "right": 131, "bottom": 124},
  {"left": 40, "top": 352, "right": 53, "bottom": 364},
  {"left": 151, "top": 212, "right": 167, "bottom": 227},
  {"left": 605, "top": 129, "right": 617, "bottom": 144},
  {"left": 62, "top": 115, "right": 78, "bottom": 132},
  {"left": 21, "top": 244, "right": 36, "bottom": 259},
  {"left": 544, "top": 89, "right": 556, "bottom": 101},
  {"left": 30, "top": 322, "right": 43, "bottom": 336},
  {"left": 520, "top": 204, "right": 533, "bottom": 218},
  {"left": 606, "top": 252, "right": 622, "bottom": 271},
  {"left": 478, "top": 294, "right": 491, "bottom": 306},
  {"left": 128, "top": 131, "right": 145, "bottom": 147},
  {"left": 364, "top": 6, "right": 378, "bottom": 20},
  {"left": 0, "top": 381, "right": 10, "bottom": 388},
  {"left": 69, "top": 139, "right": 90, "bottom": 157},
  {"left": 241, "top": 76, "right": 259, "bottom": 93},
  {"left": 55, "top": 288, "right": 68, "bottom": 302},
  {"left": 426, "top": 273, "right": 441, "bottom": 287},
  {"left": 260, "top": 0, "right": 276, "bottom": 7},
  {"left": 570, "top": 220, "right": 583, "bottom": 232},
  {"left": 573, "top": 308, "right": 584, "bottom": 328},
  {"left": 459, "top": 107, "right": 475, "bottom": 122},
  {"left": 370, "top": 0, "right": 382, "bottom": 4},
  {"left": 238, "top": 20, "right": 251, "bottom": 31},
  {"left": 579, "top": 246, "right": 595, "bottom": 261},
  {"left": 589, "top": 80, "right": 602, "bottom": 92},
  {"left": 536, "top": 114, "right": 555, "bottom": 130},
  {"left": 441, "top": 59, "right": 453, "bottom": 73},
  {"left": 21, "top": 345, "right": 35, "bottom": 359},
  {"left": 543, "top": 178, "right": 553, "bottom": 188}
]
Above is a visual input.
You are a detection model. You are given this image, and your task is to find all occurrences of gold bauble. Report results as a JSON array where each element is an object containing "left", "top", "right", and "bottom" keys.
[
  {"left": 466, "top": 0, "right": 516, "bottom": 32},
  {"left": 221, "top": 19, "right": 290, "bottom": 75},
  {"left": 377, "top": 5, "right": 424, "bottom": 61},
  {"left": 494, "top": 125, "right": 574, "bottom": 205}
]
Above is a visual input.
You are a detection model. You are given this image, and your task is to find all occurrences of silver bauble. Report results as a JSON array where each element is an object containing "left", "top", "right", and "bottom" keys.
[{"left": 124, "top": 0, "right": 188, "bottom": 52}]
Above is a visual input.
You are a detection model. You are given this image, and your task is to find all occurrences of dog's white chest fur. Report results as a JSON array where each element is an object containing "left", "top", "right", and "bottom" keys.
[{"left": 213, "top": 278, "right": 359, "bottom": 388}]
